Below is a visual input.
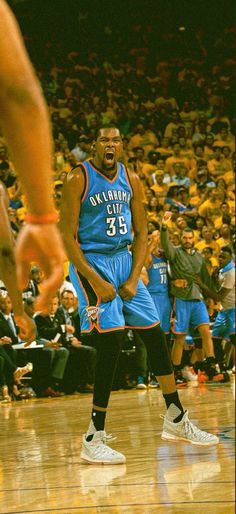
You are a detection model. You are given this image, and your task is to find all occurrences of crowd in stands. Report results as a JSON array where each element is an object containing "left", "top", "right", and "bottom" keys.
[{"left": 0, "top": 8, "right": 235, "bottom": 401}]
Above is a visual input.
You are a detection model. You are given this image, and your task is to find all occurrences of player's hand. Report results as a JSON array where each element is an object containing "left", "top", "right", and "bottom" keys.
[
  {"left": 93, "top": 278, "right": 116, "bottom": 303},
  {"left": 14, "top": 312, "right": 36, "bottom": 346},
  {"left": 15, "top": 223, "right": 65, "bottom": 311},
  {"left": 118, "top": 279, "right": 137, "bottom": 301},
  {"left": 149, "top": 230, "right": 160, "bottom": 246},
  {"left": 162, "top": 211, "right": 172, "bottom": 225}
]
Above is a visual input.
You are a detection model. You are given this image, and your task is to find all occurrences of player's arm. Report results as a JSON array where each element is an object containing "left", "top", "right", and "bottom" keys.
[
  {"left": 0, "top": 183, "right": 35, "bottom": 343},
  {"left": 0, "top": 0, "right": 55, "bottom": 216},
  {"left": 118, "top": 171, "right": 147, "bottom": 300},
  {"left": 194, "top": 263, "right": 232, "bottom": 302},
  {"left": 144, "top": 230, "right": 159, "bottom": 269},
  {"left": 59, "top": 168, "right": 116, "bottom": 302},
  {"left": 0, "top": 183, "right": 23, "bottom": 315},
  {"left": 160, "top": 212, "right": 177, "bottom": 262},
  {"left": 0, "top": 1, "right": 65, "bottom": 309}
]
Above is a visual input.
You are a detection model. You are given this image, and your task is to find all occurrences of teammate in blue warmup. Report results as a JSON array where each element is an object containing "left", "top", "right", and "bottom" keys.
[
  {"left": 145, "top": 226, "right": 172, "bottom": 336},
  {"left": 60, "top": 126, "right": 218, "bottom": 464}
]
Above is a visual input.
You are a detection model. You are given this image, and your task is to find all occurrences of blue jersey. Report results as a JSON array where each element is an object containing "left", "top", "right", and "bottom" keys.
[
  {"left": 147, "top": 254, "right": 169, "bottom": 295},
  {"left": 78, "top": 160, "right": 133, "bottom": 253}
]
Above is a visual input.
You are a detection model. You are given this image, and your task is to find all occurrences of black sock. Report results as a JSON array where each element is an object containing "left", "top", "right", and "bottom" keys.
[
  {"left": 163, "top": 391, "right": 184, "bottom": 423},
  {"left": 92, "top": 409, "right": 106, "bottom": 431},
  {"left": 86, "top": 410, "right": 107, "bottom": 441}
]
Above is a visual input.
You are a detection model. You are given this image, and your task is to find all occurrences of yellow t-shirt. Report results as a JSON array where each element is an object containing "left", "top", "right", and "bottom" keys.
[
  {"left": 198, "top": 199, "right": 222, "bottom": 220},
  {"left": 195, "top": 240, "right": 220, "bottom": 255}
]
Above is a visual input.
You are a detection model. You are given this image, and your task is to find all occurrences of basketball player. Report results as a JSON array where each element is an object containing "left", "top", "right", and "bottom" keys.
[
  {"left": 144, "top": 226, "right": 172, "bottom": 338},
  {"left": 60, "top": 126, "right": 218, "bottom": 464},
  {"left": 0, "top": 0, "right": 65, "bottom": 340}
]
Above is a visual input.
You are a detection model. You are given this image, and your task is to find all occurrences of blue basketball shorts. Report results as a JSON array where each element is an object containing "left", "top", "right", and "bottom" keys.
[
  {"left": 69, "top": 248, "right": 160, "bottom": 333},
  {"left": 150, "top": 293, "right": 172, "bottom": 333},
  {"left": 172, "top": 298, "right": 210, "bottom": 334},
  {"left": 212, "top": 308, "right": 235, "bottom": 339}
]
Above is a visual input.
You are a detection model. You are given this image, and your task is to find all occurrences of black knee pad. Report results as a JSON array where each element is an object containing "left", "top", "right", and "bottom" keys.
[{"left": 137, "top": 325, "right": 173, "bottom": 376}]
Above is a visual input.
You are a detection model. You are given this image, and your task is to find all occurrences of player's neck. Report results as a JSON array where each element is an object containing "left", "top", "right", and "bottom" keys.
[{"left": 91, "top": 159, "right": 117, "bottom": 179}]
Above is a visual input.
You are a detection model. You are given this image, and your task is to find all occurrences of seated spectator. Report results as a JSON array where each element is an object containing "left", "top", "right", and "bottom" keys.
[
  {"left": 35, "top": 289, "right": 96, "bottom": 394},
  {"left": 22, "top": 266, "right": 43, "bottom": 300},
  {"left": 0, "top": 344, "right": 33, "bottom": 402},
  {"left": 172, "top": 163, "right": 191, "bottom": 188},
  {"left": 0, "top": 293, "right": 33, "bottom": 400},
  {"left": 24, "top": 297, "right": 69, "bottom": 397}
]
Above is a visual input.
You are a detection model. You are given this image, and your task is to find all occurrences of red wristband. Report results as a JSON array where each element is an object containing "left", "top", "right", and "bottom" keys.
[{"left": 25, "top": 212, "right": 59, "bottom": 224}]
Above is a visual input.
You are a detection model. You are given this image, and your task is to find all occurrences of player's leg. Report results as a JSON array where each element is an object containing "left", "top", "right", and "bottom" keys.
[
  {"left": 126, "top": 287, "right": 219, "bottom": 447},
  {"left": 81, "top": 330, "right": 127, "bottom": 464}
]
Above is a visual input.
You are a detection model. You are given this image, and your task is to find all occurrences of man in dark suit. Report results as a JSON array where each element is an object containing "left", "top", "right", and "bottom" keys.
[
  {"left": 0, "top": 292, "right": 33, "bottom": 393},
  {"left": 24, "top": 296, "right": 69, "bottom": 397},
  {"left": 57, "top": 289, "right": 96, "bottom": 393}
]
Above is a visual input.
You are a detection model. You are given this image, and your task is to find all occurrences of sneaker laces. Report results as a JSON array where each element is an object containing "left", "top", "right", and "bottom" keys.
[
  {"left": 104, "top": 433, "right": 117, "bottom": 443},
  {"left": 90, "top": 434, "right": 119, "bottom": 457},
  {"left": 181, "top": 416, "right": 214, "bottom": 441}
]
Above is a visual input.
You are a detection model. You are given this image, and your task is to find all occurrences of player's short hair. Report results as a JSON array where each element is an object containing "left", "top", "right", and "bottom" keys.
[
  {"left": 181, "top": 227, "right": 194, "bottom": 236},
  {"left": 95, "top": 125, "right": 120, "bottom": 140}
]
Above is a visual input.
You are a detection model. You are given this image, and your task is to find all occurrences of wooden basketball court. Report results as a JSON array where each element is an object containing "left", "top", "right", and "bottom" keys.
[{"left": 0, "top": 380, "right": 235, "bottom": 513}]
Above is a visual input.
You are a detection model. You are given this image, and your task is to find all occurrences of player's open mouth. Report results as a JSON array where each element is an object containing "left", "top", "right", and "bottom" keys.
[{"left": 105, "top": 151, "right": 115, "bottom": 164}]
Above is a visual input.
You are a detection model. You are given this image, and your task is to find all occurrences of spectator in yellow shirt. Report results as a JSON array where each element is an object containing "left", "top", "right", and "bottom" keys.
[
  {"left": 198, "top": 186, "right": 222, "bottom": 222},
  {"left": 216, "top": 223, "right": 232, "bottom": 249},
  {"left": 150, "top": 170, "right": 168, "bottom": 204},
  {"left": 207, "top": 146, "right": 230, "bottom": 179},
  {"left": 165, "top": 142, "right": 191, "bottom": 176},
  {"left": 214, "top": 201, "right": 232, "bottom": 229},
  {"left": 202, "top": 247, "right": 219, "bottom": 275},
  {"left": 195, "top": 226, "right": 221, "bottom": 255}
]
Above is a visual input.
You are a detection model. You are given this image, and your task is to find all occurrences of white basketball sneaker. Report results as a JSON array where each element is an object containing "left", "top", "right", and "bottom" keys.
[
  {"left": 161, "top": 408, "right": 219, "bottom": 446},
  {"left": 81, "top": 431, "right": 126, "bottom": 464}
]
